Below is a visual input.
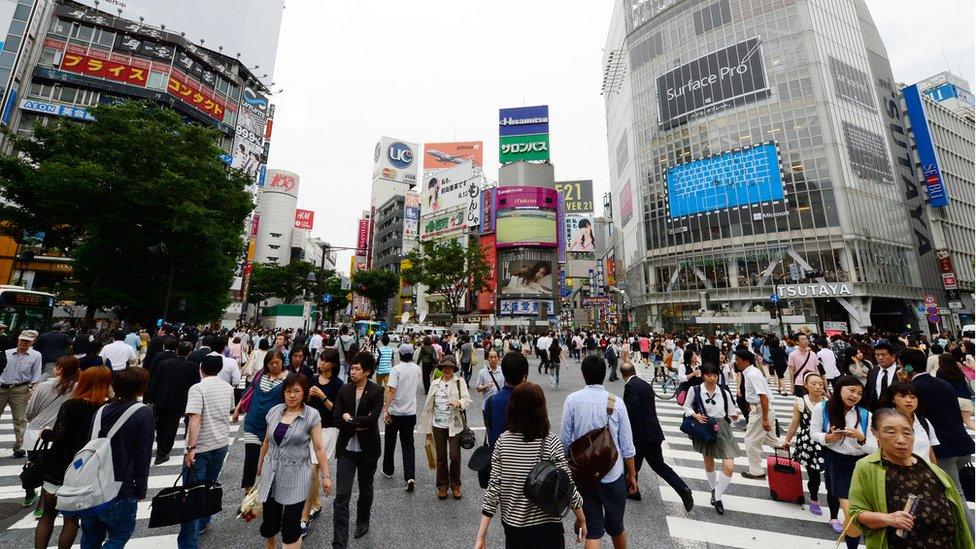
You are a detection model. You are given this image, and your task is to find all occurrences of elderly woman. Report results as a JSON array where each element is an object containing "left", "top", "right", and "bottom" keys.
[
  {"left": 848, "top": 408, "right": 972, "bottom": 549},
  {"left": 419, "top": 355, "right": 471, "bottom": 500}
]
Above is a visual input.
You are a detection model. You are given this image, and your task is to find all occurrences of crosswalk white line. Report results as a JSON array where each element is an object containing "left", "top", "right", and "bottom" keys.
[
  {"left": 659, "top": 486, "right": 825, "bottom": 524},
  {"left": 12, "top": 501, "right": 155, "bottom": 529},
  {"left": 666, "top": 516, "right": 860, "bottom": 548},
  {"left": 55, "top": 534, "right": 178, "bottom": 549}
]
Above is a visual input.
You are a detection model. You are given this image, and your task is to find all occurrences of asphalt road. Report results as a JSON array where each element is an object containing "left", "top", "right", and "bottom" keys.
[{"left": 0, "top": 355, "right": 682, "bottom": 548}]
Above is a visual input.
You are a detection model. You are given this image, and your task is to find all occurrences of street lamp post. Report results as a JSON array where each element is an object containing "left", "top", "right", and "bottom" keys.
[
  {"left": 303, "top": 271, "right": 317, "bottom": 332},
  {"left": 771, "top": 273, "right": 785, "bottom": 337}
]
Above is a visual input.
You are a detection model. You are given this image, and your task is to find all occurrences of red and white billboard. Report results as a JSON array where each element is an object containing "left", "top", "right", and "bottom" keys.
[
  {"left": 294, "top": 209, "right": 314, "bottom": 230},
  {"left": 356, "top": 219, "right": 370, "bottom": 256},
  {"left": 60, "top": 52, "right": 148, "bottom": 88}
]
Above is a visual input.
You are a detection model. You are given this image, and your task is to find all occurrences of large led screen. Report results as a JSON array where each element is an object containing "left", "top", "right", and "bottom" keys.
[
  {"left": 496, "top": 210, "right": 558, "bottom": 248},
  {"left": 666, "top": 142, "right": 784, "bottom": 218}
]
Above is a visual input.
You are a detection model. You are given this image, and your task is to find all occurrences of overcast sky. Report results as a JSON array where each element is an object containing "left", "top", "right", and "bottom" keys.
[{"left": 267, "top": 0, "right": 975, "bottom": 271}]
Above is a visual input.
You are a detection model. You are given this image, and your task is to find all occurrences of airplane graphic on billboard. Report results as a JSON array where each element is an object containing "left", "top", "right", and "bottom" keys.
[{"left": 425, "top": 149, "right": 473, "bottom": 166}]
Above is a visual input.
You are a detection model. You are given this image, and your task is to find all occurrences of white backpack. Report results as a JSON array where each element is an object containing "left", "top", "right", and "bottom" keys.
[{"left": 57, "top": 403, "right": 146, "bottom": 516}]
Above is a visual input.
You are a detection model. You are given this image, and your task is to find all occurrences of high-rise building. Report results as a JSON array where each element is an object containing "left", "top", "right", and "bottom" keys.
[
  {"left": 603, "top": 0, "right": 936, "bottom": 334},
  {"left": 901, "top": 74, "right": 975, "bottom": 329},
  {"left": 0, "top": 0, "right": 280, "bottom": 301}
]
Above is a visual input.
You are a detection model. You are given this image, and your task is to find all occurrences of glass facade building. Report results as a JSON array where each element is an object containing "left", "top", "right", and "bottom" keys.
[{"left": 604, "top": 0, "right": 935, "bottom": 333}]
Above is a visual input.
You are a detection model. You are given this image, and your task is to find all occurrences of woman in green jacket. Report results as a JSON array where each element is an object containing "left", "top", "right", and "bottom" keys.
[{"left": 848, "top": 408, "right": 972, "bottom": 549}]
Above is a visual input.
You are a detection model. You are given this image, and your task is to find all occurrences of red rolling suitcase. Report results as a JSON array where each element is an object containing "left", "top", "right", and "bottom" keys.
[{"left": 767, "top": 448, "right": 804, "bottom": 504}]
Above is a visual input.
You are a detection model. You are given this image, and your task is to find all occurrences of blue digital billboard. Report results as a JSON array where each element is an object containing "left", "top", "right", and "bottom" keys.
[
  {"left": 903, "top": 85, "right": 949, "bottom": 208},
  {"left": 666, "top": 142, "right": 784, "bottom": 218}
]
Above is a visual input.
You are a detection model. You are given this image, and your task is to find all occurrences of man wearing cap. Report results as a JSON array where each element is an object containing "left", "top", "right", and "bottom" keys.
[
  {"left": 0, "top": 330, "right": 43, "bottom": 458},
  {"left": 381, "top": 343, "right": 422, "bottom": 490}
]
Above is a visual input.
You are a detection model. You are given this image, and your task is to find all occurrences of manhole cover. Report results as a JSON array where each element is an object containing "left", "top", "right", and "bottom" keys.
[{"left": 0, "top": 501, "right": 21, "bottom": 521}]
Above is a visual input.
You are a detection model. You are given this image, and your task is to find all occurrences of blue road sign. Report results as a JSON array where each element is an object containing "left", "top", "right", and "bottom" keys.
[
  {"left": 769, "top": 293, "right": 780, "bottom": 304},
  {"left": 322, "top": 294, "right": 333, "bottom": 304}
]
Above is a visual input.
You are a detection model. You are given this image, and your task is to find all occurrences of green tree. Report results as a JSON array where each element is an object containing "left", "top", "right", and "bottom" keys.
[
  {"left": 402, "top": 239, "right": 490, "bottom": 322},
  {"left": 248, "top": 261, "right": 342, "bottom": 308},
  {"left": 351, "top": 268, "right": 400, "bottom": 318},
  {"left": 0, "top": 101, "right": 253, "bottom": 325}
]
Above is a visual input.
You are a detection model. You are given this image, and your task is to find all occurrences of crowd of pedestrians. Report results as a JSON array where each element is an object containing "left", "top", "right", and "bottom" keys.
[{"left": 0, "top": 322, "right": 970, "bottom": 548}]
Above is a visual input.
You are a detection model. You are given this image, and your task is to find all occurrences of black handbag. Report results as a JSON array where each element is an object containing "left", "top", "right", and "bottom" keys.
[
  {"left": 458, "top": 410, "right": 476, "bottom": 450},
  {"left": 960, "top": 462, "right": 975, "bottom": 503},
  {"left": 467, "top": 435, "right": 491, "bottom": 472},
  {"left": 20, "top": 437, "right": 50, "bottom": 490},
  {"left": 679, "top": 386, "right": 718, "bottom": 444},
  {"left": 456, "top": 380, "right": 475, "bottom": 450},
  {"left": 523, "top": 436, "right": 572, "bottom": 517},
  {"left": 148, "top": 466, "right": 223, "bottom": 528}
]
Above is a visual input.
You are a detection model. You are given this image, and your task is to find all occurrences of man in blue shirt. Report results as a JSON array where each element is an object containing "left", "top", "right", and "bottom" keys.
[
  {"left": 479, "top": 351, "right": 528, "bottom": 488},
  {"left": 561, "top": 355, "right": 638, "bottom": 548}
]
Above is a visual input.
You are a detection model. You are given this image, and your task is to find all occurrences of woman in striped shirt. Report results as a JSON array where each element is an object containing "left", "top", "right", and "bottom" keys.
[
  {"left": 476, "top": 382, "right": 585, "bottom": 549},
  {"left": 375, "top": 334, "right": 394, "bottom": 387}
]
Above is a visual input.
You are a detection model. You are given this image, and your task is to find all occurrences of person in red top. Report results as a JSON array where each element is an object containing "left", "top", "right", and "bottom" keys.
[{"left": 638, "top": 335, "right": 651, "bottom": 367}]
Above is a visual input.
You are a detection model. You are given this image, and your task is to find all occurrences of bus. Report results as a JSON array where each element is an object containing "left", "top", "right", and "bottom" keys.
[{"left": 0, "top": 286, "right": 56, "bottom": 335}]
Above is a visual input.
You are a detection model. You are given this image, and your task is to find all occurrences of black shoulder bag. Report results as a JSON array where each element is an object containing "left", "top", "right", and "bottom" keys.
[{"left": 524, "top": 435, "right": 572, "bottom": 517}]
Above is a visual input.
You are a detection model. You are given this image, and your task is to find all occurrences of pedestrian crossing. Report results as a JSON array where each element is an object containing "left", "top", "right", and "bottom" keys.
[
  {"left": 641, "top": 367, "right": 976, "bottom": 548},
  {"left": 0, "top": 410, "right": 242, "bottom": 548}
]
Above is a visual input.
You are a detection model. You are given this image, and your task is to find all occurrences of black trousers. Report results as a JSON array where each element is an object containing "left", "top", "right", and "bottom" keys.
[
  {"left": 503, "top": 521, "right": 564, "bottom": 548},
  {"left": 382, "top": 414, "right": 416, "bottom": 481},
  {"left": 422, "top": 363, "right": 434, "bottom": 394},
  {"left": 607, "top": 360, "right": 619, "bottom": 381},
  {"left": 260, "top": 497, "right": 304, "bottom": 544},
  {"left": 332, "top": 449, "right": 378, "bottom": 548},
  {"left": 634, "top": 442, "right": 688, "bottom": 496},
  {"left": 154, "top": 407, "right": 183, "bottom": 457},
  {"left": 242, "top": 442, "right": 261, "bottom": 489}
]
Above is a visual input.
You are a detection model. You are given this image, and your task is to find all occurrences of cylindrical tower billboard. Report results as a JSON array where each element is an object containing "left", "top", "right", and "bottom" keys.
[{"left": 254, "top": 169, "right": 300, "bottom": 265}]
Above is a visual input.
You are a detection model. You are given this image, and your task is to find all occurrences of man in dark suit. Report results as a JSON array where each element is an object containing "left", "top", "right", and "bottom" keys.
[
  {"left": 145, "top": 337, "right": 178, "bottom": 385},
  {"left": 700, "top": 334, "right": 721, "bottom": 368},
  {"left": 620, "top": 363, "right": 694, "bottom": 511},
  {"left": 333, "top": 352, "right": 383, "bottom": 546},
  {"left": 143, "top": 324, "right": 175, "bottom": 372},
  {"left": 863, "top": 342, "right": 898, "bottom": 411},
  {"left": 148, "top": 341, "right": 201, "bottom": 465},
  {"left": 187, "top": 334, "right": 214, "bottom": 365},
  {"left": 905, "top": 349, "right": 976, "bottom": 515}
]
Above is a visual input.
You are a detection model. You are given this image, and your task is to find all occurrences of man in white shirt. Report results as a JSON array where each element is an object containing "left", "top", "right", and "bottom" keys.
[
  {"left": 474, "top": 349, "right": 505, "bottom": 410},
  {"left": 816, "top": 340, "right": 840, "bottom": 385},
  {"left": 100, "top": 330, "right": 138, "bottom": 370},
  {"left": 0, "top": 330, "right": 42, "bottom": 458},
  {"left": 735, "top": 348, "right": 783, "bottom": 478},
  {"left": 207, "top": 335, "right": 241, "bottom": 387},
  {"left": 180, "top": 355, "right": 235, "bottom": 544},
  {"left": 535, "top": 333, "right": 552, "bottom": 374},
  {"left": 382, "top": 343, "right": 422, "bottom": 490},
  {"left": 309, "top": 330, "right": 324, "bottom": 360}
]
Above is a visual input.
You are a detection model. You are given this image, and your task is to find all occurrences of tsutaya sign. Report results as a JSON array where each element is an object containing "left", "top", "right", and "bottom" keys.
[{"left": 777, "top": 283, "right": 853, "bottom": 298}]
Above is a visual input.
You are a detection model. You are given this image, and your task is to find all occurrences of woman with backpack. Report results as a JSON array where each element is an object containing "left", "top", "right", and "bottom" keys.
[
  {"left": 476, "top": 382, "right": 585, "bottom": 549},
  {"left": 417, "top": 337, "right": 436, "bottom": 395},
  {"left": 878, "top": 382, "right": 940, "bottom": 463},
  {"left": 809, "top": 375, "right": 877, "bottom": 544},
  {"left": 682, "top": 363, "right": 739, "bottom": 515},
  {"left": 35, "top": 365, "right": 111, "bottom": 549}
]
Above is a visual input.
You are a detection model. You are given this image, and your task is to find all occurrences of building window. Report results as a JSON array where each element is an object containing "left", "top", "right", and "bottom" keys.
[
  {"left": 693, "top": 0, "right": 732, "bottom": 35},
  {"left": 37, "top": 46, "right": 59, "bottom": 67},
  {"left": 49, "top": 18, "right": 70, "bottom": 38},
  {"left": 69, "top": 23, "right": 93, "bottom": 42},
  {"left": 147, "top": 71, "right": 168, "bottom": 91}
]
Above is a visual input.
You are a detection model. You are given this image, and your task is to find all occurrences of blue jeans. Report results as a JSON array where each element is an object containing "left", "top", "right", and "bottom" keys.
[
  {"left": 80, "top": 497, "right": 138, "bottom": 549},
  {"left": 177, "top": 445, "right": 229, "bottom": 549}
]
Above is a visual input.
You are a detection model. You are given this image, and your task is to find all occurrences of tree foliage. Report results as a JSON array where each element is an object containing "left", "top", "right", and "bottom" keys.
[
  {"left": 402, "top": 239, "right": 490, "bottom": 322},
  {"left": 0, "top": 101, "right": 253, "bottom": 325},
  {"left": 248, "top": 261, "right": 346, "bottom": 319},
  {"left": 351, "top": 268, "right": 400, "bottom": 317}
]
